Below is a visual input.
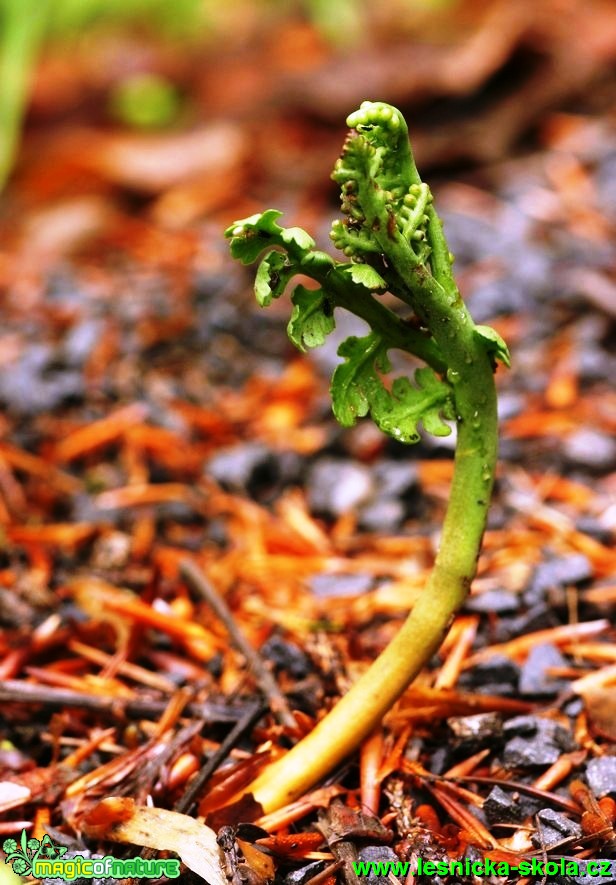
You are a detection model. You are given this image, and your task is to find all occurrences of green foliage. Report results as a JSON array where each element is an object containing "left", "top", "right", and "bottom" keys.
[
  {"left": 330, "top": 102, "right": 434, "bottom": 268},
  {"left": 255, "top": 250, "right": 292, "bottom": 306},
  {"left": 474, "top": 325, "right": 511, "bottom": 368},
  {"left": 332, "top": 334, "right": 453, "bottom": 442},
  {"left": 288, "top": 286, "right": 335, "bottom": 351},
  {"left": 303, "top": 0, "right": 364, "bottom": 46},
  {"left": 226, "top": 211, "right": 316, "bottom": 265},
  {"left": 226, "top": 204, "right": 454, "bottom": 446},
  {"left": 108, "top": 73, "right": 181, "bottom": 130},
  {"left": 226, "top": 101, "right": 508, "bottom": 451},
  {"left": 45, "top": 0, "right": 205, "bottom": 40},
  {"left": 338, "top": 263, "right": 387, "bottom": 290}
]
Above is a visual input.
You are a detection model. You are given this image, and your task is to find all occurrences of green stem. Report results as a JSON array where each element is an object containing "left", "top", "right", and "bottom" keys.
[
  {"left": 289, "top": 239, "right": 445, "bottom": 373},
  {"left": 249, "top": 418, "right": 496, "bottom": 812},
  {"left": 247, "top": 308, "right": 497, "bottom": 817},
  {"left": 313, "top": 264, "right": 448, "bottom": 375}
]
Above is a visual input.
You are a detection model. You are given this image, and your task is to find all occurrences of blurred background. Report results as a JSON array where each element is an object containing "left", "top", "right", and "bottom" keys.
[
  {"left": 2, "top": 0, "right": 615, "bottom": 207},
  {"left": 0, "top": 0, "right": 614, "bottom": 499}
]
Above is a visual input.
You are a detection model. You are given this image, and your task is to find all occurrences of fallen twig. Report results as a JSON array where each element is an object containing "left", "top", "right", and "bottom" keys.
[
  {"left": 0, "top": 679, "right": 252, "bottom": 722},
  {"left": 180, "top": 558, "right": 297, "bottom": 729},
  {"left": 174, "top": 700, "right": 265, "bottom": 816}
]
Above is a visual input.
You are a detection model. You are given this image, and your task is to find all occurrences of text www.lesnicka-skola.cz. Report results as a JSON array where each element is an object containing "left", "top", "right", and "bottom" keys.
[{"left": 353, "top": 857, "right": 616, "bottom": 878}]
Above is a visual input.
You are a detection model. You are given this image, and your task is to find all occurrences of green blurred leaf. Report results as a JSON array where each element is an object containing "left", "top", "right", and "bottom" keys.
[
  {"left": 46, "top": 0, "right": 204, "bottom": 39},
  {"left": 304, "top": 0, "right": 363, "bottom": 47},
  {"left": 108, "top": 73, "right": 181, "bottom": 129},
  {"left": 287, "top": 285, "right": 335, "bottom": 351},
  {"left": 0, "top": 0, "right": 51, "bottom": 191}
]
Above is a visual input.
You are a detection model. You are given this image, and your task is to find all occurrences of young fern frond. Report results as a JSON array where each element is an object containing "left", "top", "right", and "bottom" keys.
[{"left": 225, "top": 101, "right": 509, "bottom": 814}]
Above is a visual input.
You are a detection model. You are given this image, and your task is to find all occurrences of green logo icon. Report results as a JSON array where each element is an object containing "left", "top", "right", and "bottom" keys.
[{"left": 3, "top": 831, "right": 67, "bottom": 876}]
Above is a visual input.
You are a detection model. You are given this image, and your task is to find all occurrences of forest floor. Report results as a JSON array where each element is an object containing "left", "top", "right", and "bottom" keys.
[{"left": 0, "top": 2, "right": 615, "bottom": 883}]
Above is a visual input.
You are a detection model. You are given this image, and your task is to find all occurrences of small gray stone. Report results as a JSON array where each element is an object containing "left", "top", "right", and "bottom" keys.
[
  {"left": 0, "top": 344, "right": 84, "bottom": 414},
  {"left": 483, "top": 786, "right": 524, "bottom": 824},
  {"left": 465, "top": 589, "right": 520, "bottom": 613},
  {"left": 372, "top": 460, "right": 418, "bottom": 497},
  {"left": 309, "top": 573, "right": 373, "bottom": 598},
  {"left": 519, "top": 643, "right": 569, "bottom": 697},
  {"left": 532, "top": 808, "right": 582, "bottom": 849},
  {"left": 564, "top": 429, "right": 616, "bottom": 470},
  {"left": 308, "top": 459, "right": 373, "bottom": 515},
  {"left": 262, "top": 635, "right": 311, "bottom": 679},
  {"left": 285, "top": 861, "right": 327, "bottom": 885},
  {"left": 496, "top": 603, "right": 557, "bottom": 640},
  {"left": 459, "top": 655, "right": 520, "bottom": 696},
  {"left": 206, "top": 443, "right": 271, "bottom": 489},
  {"left": 356, "top": 846, "right": 403, "bottom": 885},
  {"left": 503, "top": 715, "right": 575, "bottom": 744},
  {"left": 503, "top": 715, "right": 575, "bottom": 768},
  {"left": 528, "top": 554, "right": 593, "bottom": 597},
  {"left": 359, "top": 498, "right": 405, "bottom": 532},
  {"left": 504, "top": 735, "right": 561, "bottom": 767},
  {"left": 63, "top": 318, "right": 104, "bottom": 366},
  {"left": 586, "top": 756, "right": 616, "bottom": 798}
]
